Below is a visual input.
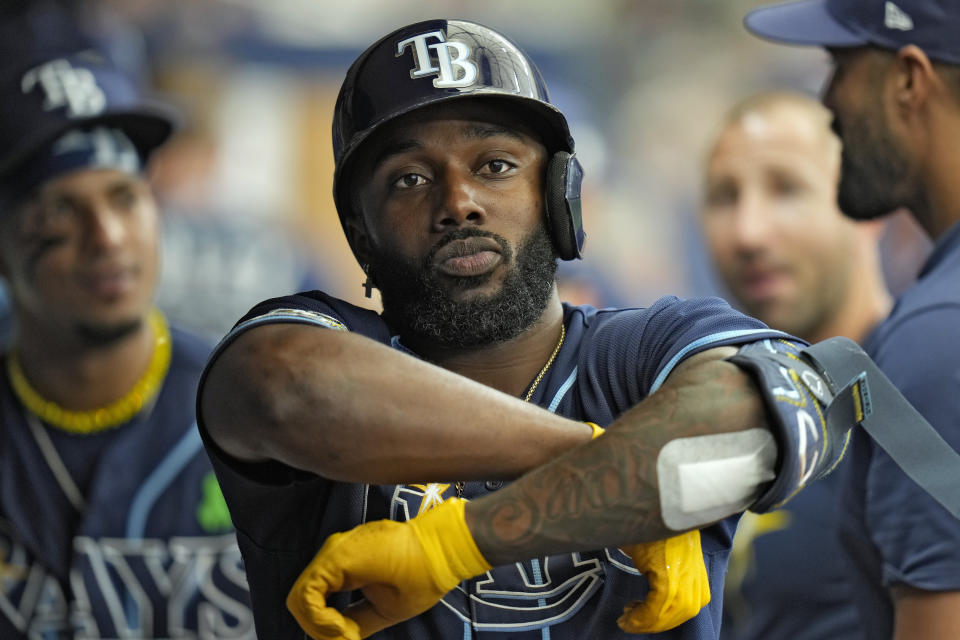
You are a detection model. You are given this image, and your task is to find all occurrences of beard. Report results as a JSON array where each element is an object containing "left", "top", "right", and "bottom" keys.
[
  {"left": 835, "top": 108, "right": 927, "bottom": 222},
  {"left": 369, "top": 225, "right": 559, "bottom": 349},
  {"left": 75, "top": 317, "right": 143, "bottom": 347}
]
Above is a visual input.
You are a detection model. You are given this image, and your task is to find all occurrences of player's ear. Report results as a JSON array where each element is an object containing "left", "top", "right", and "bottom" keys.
[
  {"left": 892, "top": 45, "right": 936, "bottom": 115},
  {"left": 344, "top": 214, "right": 372, "bottom": 268}
]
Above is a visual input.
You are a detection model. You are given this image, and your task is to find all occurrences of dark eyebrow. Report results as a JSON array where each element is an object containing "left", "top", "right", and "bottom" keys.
[
  {"left": 371, "top": 123, "right": 528, "bottom": 172},
  {"left": 461, "top": 122, "right": 526, "bottom": 142},
  {"left": 365, "top": 139, "right": 421, "bottom": 178},
  {"left": 374, "top": 139, "right": 424, "bottom": 169},
  {"left": 106, "top": 175, "right": 142, "bottom": 195}
]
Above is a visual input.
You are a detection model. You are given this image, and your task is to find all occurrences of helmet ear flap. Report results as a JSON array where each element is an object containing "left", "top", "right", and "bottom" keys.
[{"left": 544, "top": 151, "right": 585, "bottom": 260}]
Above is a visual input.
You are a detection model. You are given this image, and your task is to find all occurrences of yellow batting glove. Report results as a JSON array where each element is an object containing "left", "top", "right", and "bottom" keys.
[
  {"left": 586, "top": 421, "right": 709, "bottom": 632},
  {"left": 586, "top": 421, "right": 605, "bottom": 439},
  {"left": 286, "top": 497, "right": 491, "bottom": 640},
  {"left": 617, "top": 529, "right": 711, "bottom": 633}
]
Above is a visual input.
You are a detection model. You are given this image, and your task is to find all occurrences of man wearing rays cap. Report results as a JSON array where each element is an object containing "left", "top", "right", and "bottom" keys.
[
  {"left": 0, "top": 47, "right": 254, "bottom": 638},
  {"left": 745, "top": 0, "right": 960, "bottom": 638}
]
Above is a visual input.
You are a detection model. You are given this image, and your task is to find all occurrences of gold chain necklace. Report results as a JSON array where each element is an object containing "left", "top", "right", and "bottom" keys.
[
  {"left": 6, "top": 309, "right": 172, "bottom": 435},
  {"left": 522, "top": 323, "right": 565, "bottom": 403},
  {"left": 456, "top": 322, "right": 566, "bottom": 498}
]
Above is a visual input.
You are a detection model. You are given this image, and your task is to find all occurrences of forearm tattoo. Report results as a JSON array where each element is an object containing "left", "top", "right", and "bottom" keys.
[{"left": 467, "top": 359, "right": 765, "bottom": 565}]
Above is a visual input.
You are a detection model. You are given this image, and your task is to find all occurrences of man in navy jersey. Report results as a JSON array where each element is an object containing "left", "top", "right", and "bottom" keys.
[
  {"left": 744, "top": 1, "right": 960, "bottom": 638},
  {"left": 700, "top": 90, "right": 892, "bottom": 640},
  {"left": 198, "top": 19, "right": 880, "bottom": 640},
  {"left": 0, "top": 48, "right": 254, "bottom": 637}
]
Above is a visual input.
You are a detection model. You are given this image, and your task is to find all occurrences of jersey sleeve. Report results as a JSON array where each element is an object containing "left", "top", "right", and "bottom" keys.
[
  {"left": 862, "top": 306, "right": 960, "bottom": 591},
  {"left": 195, "top": 290, "right": 392, "bottom": 460},
  {"left": 193, "top": 292, "right": 391, "bottom": 554},
  {"left": 218, "top": 289, "right": 392, "bottom": 348},
  {"left": 195, "top": 291, "right": 391, "bottom": 478},
  {"left": 580, "top": 296, "right": 790, "bottom": 410}
]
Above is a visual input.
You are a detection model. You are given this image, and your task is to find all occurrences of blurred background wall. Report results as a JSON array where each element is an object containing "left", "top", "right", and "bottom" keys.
[{"left": 0, "top": 0, "right": 931, "bottom": 341}]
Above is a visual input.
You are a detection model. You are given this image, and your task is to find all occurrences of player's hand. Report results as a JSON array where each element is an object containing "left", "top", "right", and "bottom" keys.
[
  {"left": 286, "top": 497, "right": 491, "bottom": 640},
  {"left": 588, "top": 424, "right": 710, "bottom": 633},
  {"left": 617, "top": 529, "right": 711, "bottom": 633}
]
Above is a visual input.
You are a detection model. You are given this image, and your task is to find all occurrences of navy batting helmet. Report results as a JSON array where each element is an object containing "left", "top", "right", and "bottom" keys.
[{"left": 332, "top": 19, "right": 585, "bottom": 261}]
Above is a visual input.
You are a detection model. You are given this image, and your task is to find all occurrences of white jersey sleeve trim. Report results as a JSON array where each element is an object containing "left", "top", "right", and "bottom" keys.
[
  {"left": 206, "top": 308, "right": 350, "bottom": 370},
  {"left": 231, "top": 308, "right": 349, "bottom": 333}
]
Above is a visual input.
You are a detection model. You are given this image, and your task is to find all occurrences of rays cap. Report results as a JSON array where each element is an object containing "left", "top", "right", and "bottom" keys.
[
  {"left": 745, "top": 0, "right": 960, "bottom": 65},
  {"left": 0, "top": 48, "right": 178, "bottom": 210}
]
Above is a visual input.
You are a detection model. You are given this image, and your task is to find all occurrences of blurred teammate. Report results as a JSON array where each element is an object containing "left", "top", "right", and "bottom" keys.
[
  {"left": 0, "top": 49, "right": 253, "bottom": 637},
  {"left": 198, "top": 18, "right": 888, "bottom": 640},
  {"left": 702, "top": 91, "right": 891, "bottom": 345},
  {"left": 746, "top": 1, "right": 960, "bottom": 637},
  {"left": 700, "top": 90, "right": 891, "bottom": 640}
]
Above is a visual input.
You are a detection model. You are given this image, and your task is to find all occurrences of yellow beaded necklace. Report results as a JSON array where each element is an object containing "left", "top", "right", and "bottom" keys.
[{"left": 6, "top": 309, "right": 172, "bottom": 435}]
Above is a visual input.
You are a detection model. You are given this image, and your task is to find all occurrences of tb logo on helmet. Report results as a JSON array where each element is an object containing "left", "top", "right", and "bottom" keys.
[
  {"left": 397, "top": 31, "right": 478, "bottom": 88},
  {"left": 20, "top": 59, "right": 107, "bottom": 117}
]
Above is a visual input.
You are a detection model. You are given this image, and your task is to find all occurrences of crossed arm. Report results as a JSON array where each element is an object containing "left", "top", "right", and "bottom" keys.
[
  {"left": 201, "top": 322, "right": 770, "bottom": 637},
  {"left": 464, "top": 348, "right": 764, "bottom": 563},
  {"left": 200, "top": 322, "right": 762, "bottom": 520},
  {"left": 200, "top": 322, "right": 599, "bottom": 483}
]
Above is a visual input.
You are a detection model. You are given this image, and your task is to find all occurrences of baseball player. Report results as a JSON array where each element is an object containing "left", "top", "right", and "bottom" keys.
[
  {"left": 745, "top": 1, "right": 960, "bottom": 637},
  {"left": 198, "top": 19, "right": 887, "bottom": 640},
  {"left": 0, "top": 49, "right": 254, "bottom": 637},
  {"left": 700, "top": 90, "right": 892, "bottom": 640}
]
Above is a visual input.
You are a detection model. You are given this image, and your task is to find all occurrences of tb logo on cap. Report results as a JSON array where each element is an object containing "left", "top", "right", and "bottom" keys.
[
  {"left": 21, "top": 59, "right": 107, "bottom": 118},
  {"left": 396, "top": 30, "right": 478, "bottom": 88}
]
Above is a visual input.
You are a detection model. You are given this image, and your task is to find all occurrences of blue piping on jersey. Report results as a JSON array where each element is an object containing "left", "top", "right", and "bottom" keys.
[
  {"left": 650, "top": 329, "right": 788, "bottom": 393},
  {"left": 126, "top": 425, "right": 204, "bottom": 538},
  {"left": 548, "top": 367, "right": 578, "bottom": 413},
  {"left": 529, "top": 558, "right": 551, "bottom": 640},
  {"left": 123, "top": 425, "right": 204, "bottom": 628},
  {"left": 530, "top": 558, "right": 546, "bottom": 586},
  {"left": 390, "top": 335, "right": 418, "bottom": 357},
  {"left": 543, "top": 370, "right": 577, "bottom": 639}
]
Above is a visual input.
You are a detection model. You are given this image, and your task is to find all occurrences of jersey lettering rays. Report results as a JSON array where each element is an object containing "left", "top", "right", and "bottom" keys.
[{"left": 0, "top": 520, "right": 253, "bottom": 638}]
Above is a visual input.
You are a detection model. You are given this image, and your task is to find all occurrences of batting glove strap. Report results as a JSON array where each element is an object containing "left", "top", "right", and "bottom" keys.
[{"left": 727, "top": 338, "right": 864, "bottom": 513}]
